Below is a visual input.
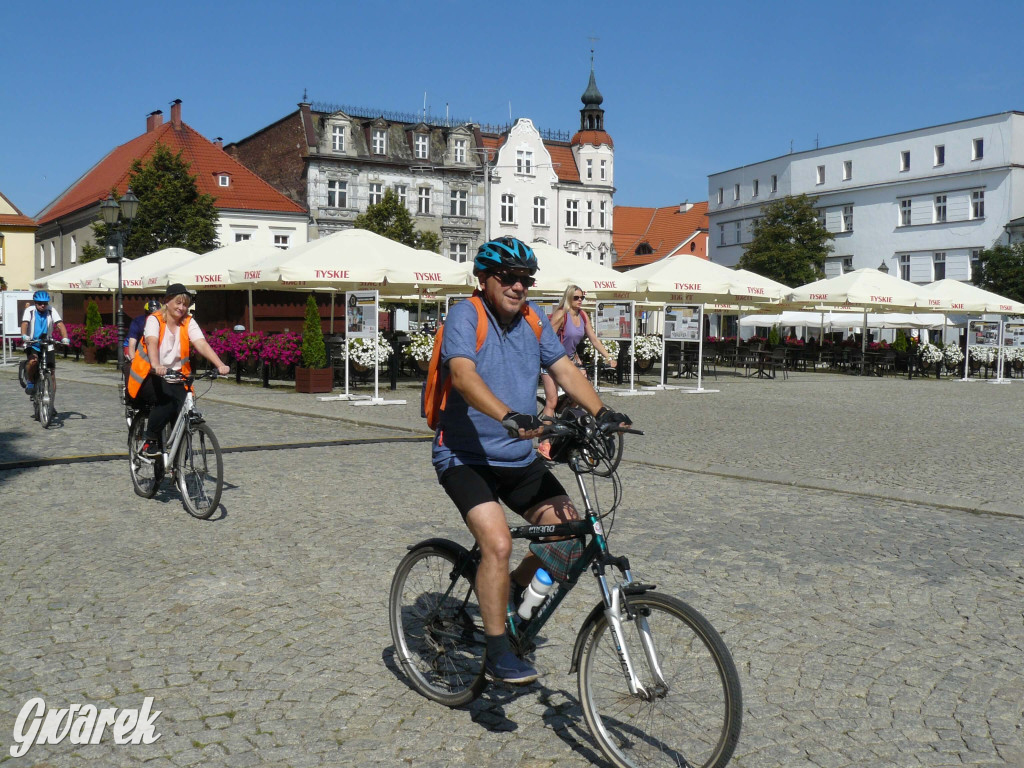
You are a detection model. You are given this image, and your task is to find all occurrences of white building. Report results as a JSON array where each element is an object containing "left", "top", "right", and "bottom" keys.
[{"left": 707, "top": 111, "right": 1024, "bottom": 282}]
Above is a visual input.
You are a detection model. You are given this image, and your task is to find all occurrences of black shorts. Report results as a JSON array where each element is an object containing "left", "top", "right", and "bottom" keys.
[{"left": 439, "top": 458, "right": 569, "bottom": 521}]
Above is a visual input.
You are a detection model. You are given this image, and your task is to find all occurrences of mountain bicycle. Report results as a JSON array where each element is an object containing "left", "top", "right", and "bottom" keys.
[
  {"left": 389, "top": 413, "right": 742, "bottom": 768},
  {"left": 20, "top": 332, "right": 63, "bottom": 429},
  {"left": 126, "top": 370, "right": 224, "bottom": 519}
]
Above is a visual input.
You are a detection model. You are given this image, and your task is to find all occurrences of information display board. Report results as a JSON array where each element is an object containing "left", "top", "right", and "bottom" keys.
[
  {"left": 664, "top": 305, "right": 702, "bottom": 342},
  {"left": 346, "top": 291, "right": 378, "bottom": 338},
  {"left": 593, "top": 301, "right": 633, "bottom": 340},
  {"left": 970, "top": 320, "right": 999, "bottom": 347},
  {"left": 531, "top": 296, "right": 561, "bottom": 320},
  {"left": 1002, "top": 322, "right": 1024, "bottom": 348}
]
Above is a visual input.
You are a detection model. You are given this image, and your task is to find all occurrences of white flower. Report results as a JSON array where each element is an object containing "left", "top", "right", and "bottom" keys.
[
  {"left": 346, "top": 336, "right": 394, "bottom": 368},
  {"left": 942, "top": 345, "right": 964, "bottom": 366},
  {"left": 918, "top": 342, "right": 943, "bottom": 364},
  {"left": 969, "top": 345, "right": 996, "bottom": 364},
  {"left": 630, "top": 335, "right": 664, "bottom": 361},
  {"left": 405, "top": 332, "right": 435, "bottom": 362},
  {"left": 583, "top": 338, "right": 619, "bottom": 360}
]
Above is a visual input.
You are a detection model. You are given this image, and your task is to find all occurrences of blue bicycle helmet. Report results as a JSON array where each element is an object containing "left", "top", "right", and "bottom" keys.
[
  {"left": 144, "top": 300, "right": 162, "bottom": 313},
  {"left": 33, "top": 290, "right": 51, "bottom": 303},
  {"left": 473, "top": 237, "right": 538, "bottom": 276}
]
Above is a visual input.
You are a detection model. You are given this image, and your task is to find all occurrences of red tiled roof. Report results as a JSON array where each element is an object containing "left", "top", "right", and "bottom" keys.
[
  {"left": 545, "top": 143, "right": 580, "bottom": 183},
  {"left": 0, "top": 214, "right": 38, "bottom": 228},
  {"left": 570, "top": 130, "right": 613, "bottom": 148},
  {"left": 38, "top": 113, "right": 306, "bottom": 225},
  {"left": 613, "top": 202, "right": 709, "bottom": 269}
]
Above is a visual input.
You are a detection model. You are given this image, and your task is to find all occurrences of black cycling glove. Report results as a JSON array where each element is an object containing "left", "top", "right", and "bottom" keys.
[
  {"left": 596, "top": 406, "right": 631, "bottom": 428},
  {"left": 501, "top": 411, "right": 543, "bottom": 437}
]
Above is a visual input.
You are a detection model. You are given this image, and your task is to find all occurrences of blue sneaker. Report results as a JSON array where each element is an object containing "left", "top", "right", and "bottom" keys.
[
  {"left": 485, "top": 651, "right": 538, "bottom": 685},
  {"left": 25, "top": 382, "right": 34, "bottom": 396}
]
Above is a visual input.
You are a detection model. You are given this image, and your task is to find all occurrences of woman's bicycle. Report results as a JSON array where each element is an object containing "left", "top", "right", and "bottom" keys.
[
  {"left": 19, "top": 332, "right": 63, "bottom": 429},
  {"left": 126, "top": 370, "right": 224, "bottom": 518},
  {"left": 389, "top": 412, "right": 742, "bottom": 768}
]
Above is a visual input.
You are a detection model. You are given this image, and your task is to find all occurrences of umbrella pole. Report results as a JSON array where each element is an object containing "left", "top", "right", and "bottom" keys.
[
  {"left": 330, "top": 292, "right": 335, "bottom": 335},
  {"left": 861, "top": 310, "right": 867, "bottom": 375},
  {"left": 247, "top": 289, "right": 254, "bottom": 331}
]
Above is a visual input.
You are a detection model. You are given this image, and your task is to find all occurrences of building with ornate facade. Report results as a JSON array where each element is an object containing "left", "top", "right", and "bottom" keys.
[{"left": 226, "top": 67, "right": 616, "bottom": 264}]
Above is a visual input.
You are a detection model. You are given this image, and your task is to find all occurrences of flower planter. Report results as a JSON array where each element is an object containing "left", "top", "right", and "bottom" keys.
[
  {"left": 83, "top": 346, "right": 98, "bottom": 364},
  {"left": 294, "top": 366, "right": 333, "bottom": 394}
]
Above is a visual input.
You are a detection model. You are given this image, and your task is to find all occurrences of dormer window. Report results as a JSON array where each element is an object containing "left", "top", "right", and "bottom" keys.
[
  {"left": 372, "top": 128, "right": 387, "bottom": 155},
  {"left": 453, "top": 138, "right": 467, "bottom": 164},
  {"left": 217, "top": 173, "right": 231, "bottom": 187},
  {"left": 635, "top": 242, "right": 654, "bottom": 256},
  {"left": 332, "top": 125, "right": 346, "bottom": 152},
  {"left": 414, "top": 133, "right": 429, "bottom": 160}
]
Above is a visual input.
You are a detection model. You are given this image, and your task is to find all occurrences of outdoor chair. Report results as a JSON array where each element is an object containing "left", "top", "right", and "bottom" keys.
[
  {"left": 767, "top": 346, "right": 788, "bottom": 379},
  {"left": 700, "top": 348, "right": 718, "bottom": 380},
  {"left": 874, "top": 350, "right": 897, "bottom": 377}
]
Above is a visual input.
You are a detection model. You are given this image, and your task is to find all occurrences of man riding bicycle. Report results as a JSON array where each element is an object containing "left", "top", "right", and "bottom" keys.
[
  {"left": 20, "top": 290, "right": 70, "bottom": 397},
  {"left": 432, "top": 236, "right": 630, "bottom": 684}
]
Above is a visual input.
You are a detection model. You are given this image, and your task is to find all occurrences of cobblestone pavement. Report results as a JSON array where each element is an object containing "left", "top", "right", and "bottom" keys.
[{"left": 0, "top": 360, "right": 1022, "bottom": 767}]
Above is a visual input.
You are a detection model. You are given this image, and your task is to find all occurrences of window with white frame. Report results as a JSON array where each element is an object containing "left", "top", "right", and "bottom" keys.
[
  {"left": 586, "top": 251, "right": 593, "bottom": 262},
  {"left": 49, "top": 242, "right": 55, "bottom": 267},
  {"left": 372, "top": 129, "right": 387, "bottom": 155},
  {"left": 600, "top": 160, "right": 607, "bottom": 180},
  {"left": 0, "top": 235, "right": 6, "bottom": 265},
  {"left": 717, "top": 188, "right": 724, "bottom": 205},
  {"left": 734, "top": 221, "right": 741, "bottom": 244},
  {"left": 719, "top": 224, "right": 725, "bottom": 246},
  {"left": 449, "top": 242, "right": 469, "bottom": 262},
  {"left": 418, "top": 186, "right": 431, "bottom": 215},
  {"left": 395, "top": 185, "right": 407, "bottom": 208},
  {"left": 586, "top": 159, "right": 593, "bottom": 180},
  {"left": 273, "top": 233, "right": 290, "bottom": 249},
  {"left": 933, "top": 252, "right": 946, "bottom": 280},
  {"left": 218, "top": 174, "right": 230, "bottom": 187},
  {"left": 934, "top": 144, "right": 945, "bottom": 166},
  {"left": 332, "top": 125, "right": 346, "bottom": 152},
  {"left": 970, "top": 249, "right": 981, "bottom": 279},
  {"left": 599, "top": 201, "right": 607, "bottom": 228},
  {"left": 752, "top": 178, "right": 759, "bottom": 198},
  {"left": 899, "top": 198, "right": 912, "bottom": 227},
  {"left": 235, "top": 233, "right": 251, "bottom": 242},
  {"left": 39, "top": 245, "right": 44, "bottom": 269},
  {"left": 972, "top": 138, "right": 984, "bottom": 160},
  {"left": 842, "top": 205, "right": 853, "bottom": 232},
  {"left": 733, "top": 183, "right": 740, "bottom": 201},
  {"left": 566, "top": 199, "right": 579, "bottom": 228},
  {"left": 842, "top": 160, "right": 852, "bottom": 180},
  {"left": 450, "top": 189, "right": 468, "bottom": 216},
  {"left": 533, "top": 196, "right": 547, "bottom": 225},
  {"left": 70, "top": 235, "right": 77, "bottom": 263},
  {"left": 842, "top": 256, "right": 853, "bottom": 274},
  {"left": 516, "top": 150, "right": 533, "bottom": 174},
  {"left": 971, "top": 190, "right": 985, "bottom": 219},
  {"left": 453, "top": 139, "right": 467, "bottom": 164},
  {"left": 816, "top": 165, "right": 825, "bottom": 184},
  {"left": 771, "top": 174, "right": 778, "bottom": 193},
  {"left": 414, "top": 133, "right": 429, "bottom": 160},
  {"left": 900, "top": 150, "right": 910, "bottom": 171},
  {"left": 934, "top": 195, "right": 947, "bottom": 223},
  {"left": 327, "top": 180, "right": 347, "bottom": 208},
  {"left": 899, "top": 253, "right": 910, "bottom": 281},
  {"left": 586, "top": 201, "right": 594, "bottom": 228},
  {"left": 500, "top": 193, "right": 515, "bottom": 223},
  {"left": 368, "top": 182, "right": 383, "bottom": 206}
]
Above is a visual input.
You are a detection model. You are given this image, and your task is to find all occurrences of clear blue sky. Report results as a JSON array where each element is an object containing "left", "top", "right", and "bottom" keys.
[{"left": 4, "top": 0, "right": 1024, "bottom": 218}]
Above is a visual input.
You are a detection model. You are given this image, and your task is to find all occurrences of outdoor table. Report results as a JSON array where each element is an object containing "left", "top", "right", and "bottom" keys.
[{"left": 750, "top": 349, "right": 773, "bottom": 379}]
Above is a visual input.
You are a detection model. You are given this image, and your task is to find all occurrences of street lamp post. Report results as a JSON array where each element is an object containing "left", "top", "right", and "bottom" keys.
[{"left": 101, "top": 190, "right": 139, "bottom": 366}]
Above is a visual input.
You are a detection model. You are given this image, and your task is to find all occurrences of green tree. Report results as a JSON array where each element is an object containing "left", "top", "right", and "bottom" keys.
[
  {"left": 300, "top": 294, "right": 327, "bottom": 368},
  {"left": 354, "top": 188, "right": 440, "bottom": 252},
  {"left": 84, "top": 301, "right": 102, "bottom": 346},
  {"left": 738, "top": 194, "right": 833, "bottom": 287},
  {"left": 972, "top": 242, "right": 1024, "bottom": 303},
  {"left": 83, "top": 143, "right": 219, "bottom": 263}
]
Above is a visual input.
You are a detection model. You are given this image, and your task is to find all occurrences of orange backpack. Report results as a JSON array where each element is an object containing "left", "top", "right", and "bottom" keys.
[{"left": 422, "top": 294, "right": 544, "bottom": 430}]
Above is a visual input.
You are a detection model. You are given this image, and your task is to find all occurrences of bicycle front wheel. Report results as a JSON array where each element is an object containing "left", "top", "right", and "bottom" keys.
[
  {"left": 578, "top": 592, "right": 742, "bottom": 768},
  {"left": 38, "top": 373, "right": 56, "bottom": 429},
  {"left": 128, "top": 413, "right": 162, "bottom": 498},
  {"left": 175, "top": 422, "right": 223, "bottom": 519},
  {"left": 389, "top": 543, "right": 486, "bottom": 707}
]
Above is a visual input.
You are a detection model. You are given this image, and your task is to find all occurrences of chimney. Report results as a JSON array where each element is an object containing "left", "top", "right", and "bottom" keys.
[
  {"left": 679, "top": 202, "right": 694, "bottom": 213},
  {"left": 146, "top": 110, "right": 163, "bottom": 132},
  {"left": 170, "top": 99, "right": 182, "bottom": 128},
  {"left": 213, "top": 137, "right": 223, "bottom": 150}
]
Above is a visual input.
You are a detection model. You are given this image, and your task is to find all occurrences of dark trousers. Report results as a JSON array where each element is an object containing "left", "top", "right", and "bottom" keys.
[{"left": 136, "top": 376, "right": 187, "bottom": 441}]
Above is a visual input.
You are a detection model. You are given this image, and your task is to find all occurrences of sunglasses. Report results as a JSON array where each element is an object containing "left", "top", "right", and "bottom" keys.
[
  {"left": 572, "top": 294, "right": 585, "bottom": 301},
  {"left": 491, "top": 271, "right": 536, "bottom": 289}
]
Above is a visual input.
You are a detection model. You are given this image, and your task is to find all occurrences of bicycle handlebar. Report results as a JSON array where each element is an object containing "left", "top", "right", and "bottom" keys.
[{"left": 161, "top": 370, "right": 219, "bottom": 384}]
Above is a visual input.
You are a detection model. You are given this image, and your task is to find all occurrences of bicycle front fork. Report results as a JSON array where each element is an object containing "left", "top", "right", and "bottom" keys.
[{"left": 601, "top": 582, "right": 669, "bottom": 700}]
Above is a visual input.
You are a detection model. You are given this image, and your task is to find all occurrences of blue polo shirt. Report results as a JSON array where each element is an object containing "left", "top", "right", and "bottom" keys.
[
  {"left": 124, "top": 314, "right": 148, "bottom": 349},
  {"left": 432, "top": 297, "right": 566, "bottom": 473}
]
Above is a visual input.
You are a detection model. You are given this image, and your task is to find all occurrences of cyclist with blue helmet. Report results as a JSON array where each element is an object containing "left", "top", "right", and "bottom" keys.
[
  {"left": 20, "top": 290, "right": 70, "bottom": 397},
  {"left": 432, "top": 236, "right": 631, "bottom": 685}
]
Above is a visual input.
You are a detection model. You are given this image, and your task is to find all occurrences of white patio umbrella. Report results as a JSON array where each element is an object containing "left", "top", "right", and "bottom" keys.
[
  {"left": 787, "top": 268, "right": 929, "bottom": 372},
  {"left": 228, "top": 229, "right": 472, "bottom": 295},
  {"left": 628, "top": 254, "right": 784, "bottom": 304},
  {"left": 31, "top": 258, "right": 116, "bottom": 293},
  {"left": 527, "top": 243, "right": 639, "bottom": 297},
  {"left": 917, "top": 279, "right": 1024, "bottom": 315},
  {"left": 95, "top": 247, "right": 202, "bottom": 293}
]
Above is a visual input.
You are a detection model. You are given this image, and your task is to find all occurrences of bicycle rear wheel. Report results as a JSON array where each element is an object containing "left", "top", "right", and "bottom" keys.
[
  {"left": 128, "top": 413, "right": 162, "bottom": 498},
  {"left": 38, "top": 373, "right": 56, "bottom": 429},
  {"left": 175, "top": 422, "right": 223, "bottom": 518},
  {"left": 389, "top": 542, "right": 486, "bottom": 706},
  {"left": 578, "top": 592, "right": 742, "bottom": 768}
]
